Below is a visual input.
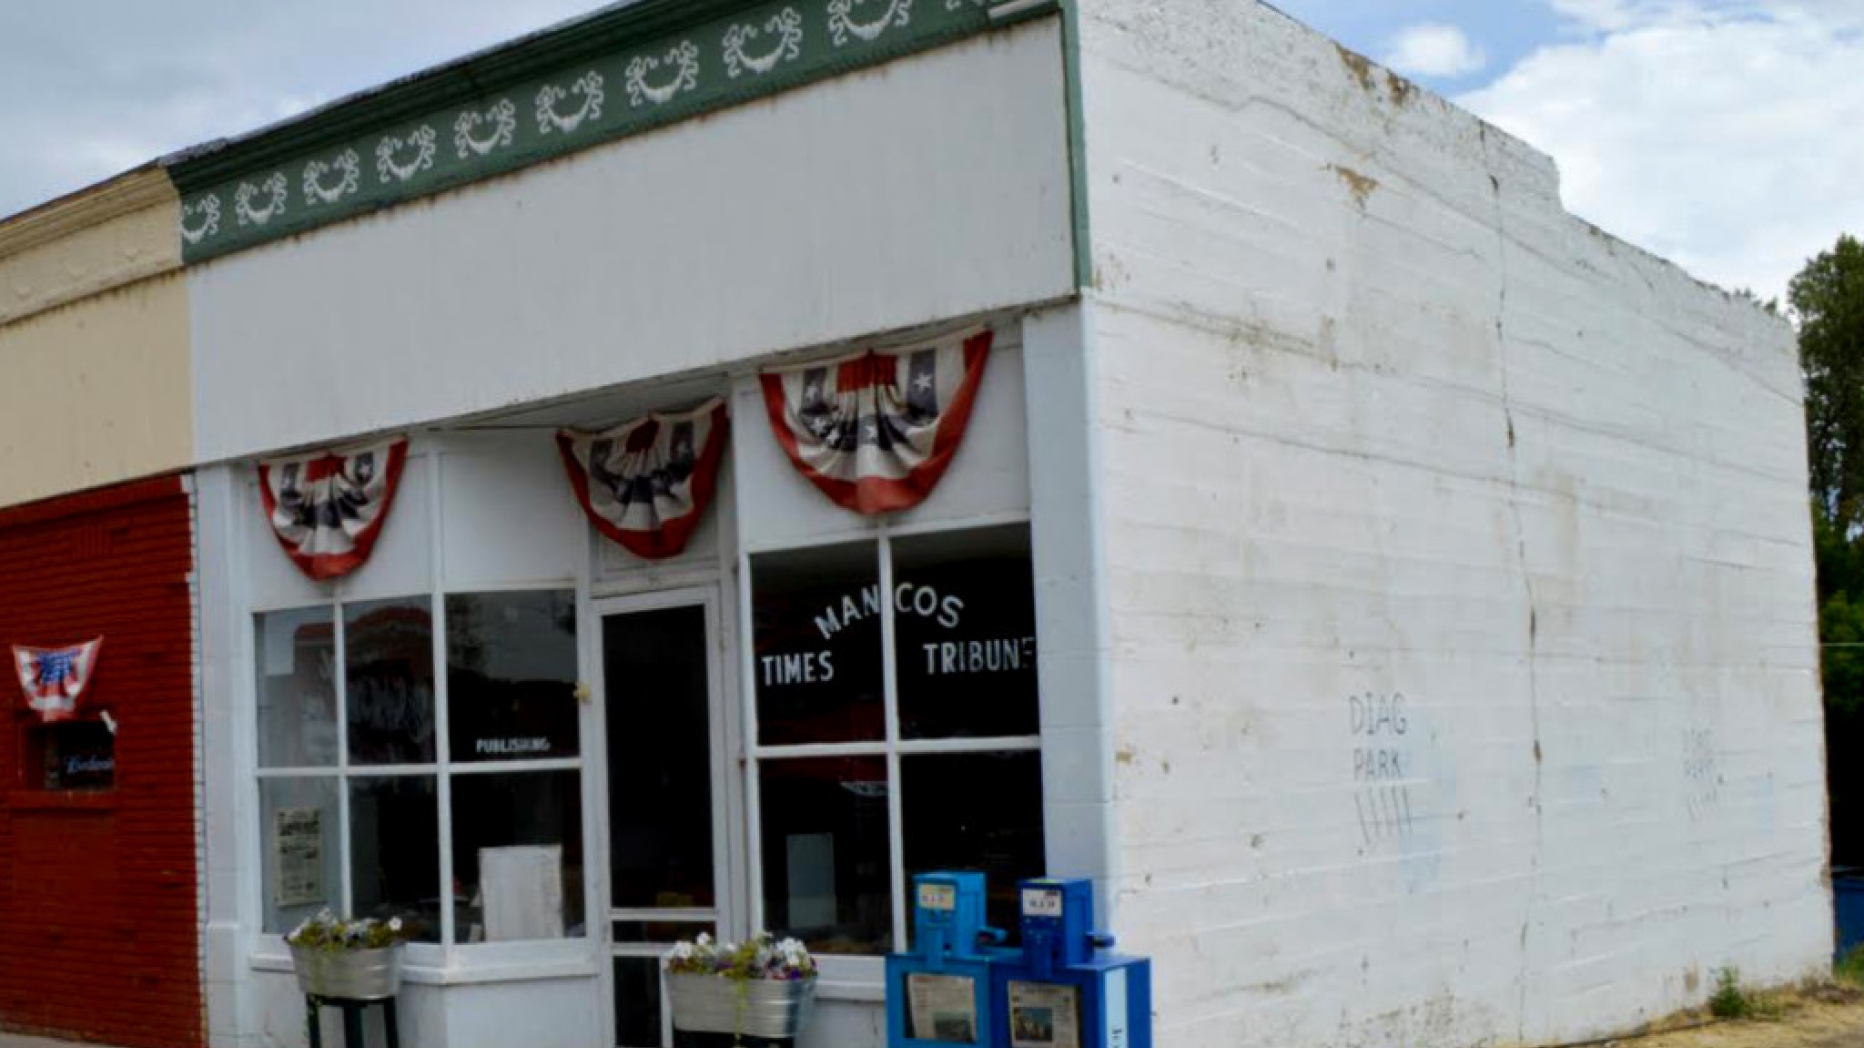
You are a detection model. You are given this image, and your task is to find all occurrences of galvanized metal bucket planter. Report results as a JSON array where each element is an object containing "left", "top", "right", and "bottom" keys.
[
  {"left": 667, "top": 973, "right": 816, "bottom": 1042},
  {"left": 290, "top": 944, "right": 404, "bottom": 1000}
]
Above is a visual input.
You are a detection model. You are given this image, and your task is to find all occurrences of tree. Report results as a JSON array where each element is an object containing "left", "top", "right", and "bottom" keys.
[
  {"left": 1794, "top": 234, "right": 1864, "bottom": 531},
  {"left": 1797, "top": 234, "right": 1864, "bottom": 865}
]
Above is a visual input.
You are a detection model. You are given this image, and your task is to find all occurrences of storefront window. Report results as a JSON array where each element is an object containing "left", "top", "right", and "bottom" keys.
[
  {"left": 31, "top": 720, "right": 116, "bottom": 791},
  {"left": 447, "top": 591, "right": 579, "bottom": 762},
  {"left": 893, "top": 526, "right": 1039, "bottom": 740},
  {"left": 750, "top": 525, "right": 1045, "bottom": 956},
  {"left": 350, "top": 775, "right": 441, "bottom": 942},
  {"left": 902, "top": 751, "right": 1045, "bottom": 944},
  {"left": 752, "top": 543, "right": 884, "bottom": 746},
  {"left": 345, "top": 598, "right": 436, "bottom": 766},
  {"left": 452, "top": 770, "right": 585, "bottom": 942},
  {"left": 255, "top": 586, "right": 583, "bottom": 948},
  {"left": 260, "top": 777, "right": 341, "bottom": 934},
  {"left": 256, "top": 606, "right": 337, "bottom": 768},
  {"left": 758, "top": 757, "right": 893, "bottom": 955}
]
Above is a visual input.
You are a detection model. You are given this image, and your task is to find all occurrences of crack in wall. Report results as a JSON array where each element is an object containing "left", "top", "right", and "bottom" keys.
[{"left": 1487, "top": 134, "right": 1548, "bottom": 1045}]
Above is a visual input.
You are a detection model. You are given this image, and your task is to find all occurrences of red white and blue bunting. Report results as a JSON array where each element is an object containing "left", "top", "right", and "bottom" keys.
[
  {"left": 258, "top": 437, "right": 410, "bottom": 582},
  {"left": 556, "top": 398, "right": 730, "bottom": 560},
  {"left": 13, "top": 638, "right": 103, "bottom": 723},
  {"left": 760, "top": 329, "right": 992, "bottom": 515}
]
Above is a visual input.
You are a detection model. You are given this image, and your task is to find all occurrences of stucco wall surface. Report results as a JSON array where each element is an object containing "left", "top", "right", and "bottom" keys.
[
  {"left": 0, "top": 180, "right": 179, "bottom": 327},
  {"left": 0, "top": 269, "right": 194, "bottom": 508},
  {"left": 187, "top": 19, "right": 1074, "bottom": 463},
  {"left": 1074, "top": 3, "right": 1829, "bottom": 1046}
]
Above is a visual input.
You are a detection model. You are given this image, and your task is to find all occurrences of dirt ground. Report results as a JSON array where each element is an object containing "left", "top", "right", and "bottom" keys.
[{"left": 1606, "top": 986, "right": 1864, "bottom": 1048}]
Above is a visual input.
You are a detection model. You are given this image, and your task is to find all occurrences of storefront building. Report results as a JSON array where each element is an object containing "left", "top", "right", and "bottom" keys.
[
  {"left": 0, "top": 172, "right": 202, "bottom": 1046},
  {"left": 0, "top": 2, "right": 1833, "bottom": 1048}
]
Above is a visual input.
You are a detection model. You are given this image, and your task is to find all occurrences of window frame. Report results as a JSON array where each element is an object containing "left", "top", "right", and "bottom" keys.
[{"left": 738, "top": 515, "right": 1043, "bottom": 985}]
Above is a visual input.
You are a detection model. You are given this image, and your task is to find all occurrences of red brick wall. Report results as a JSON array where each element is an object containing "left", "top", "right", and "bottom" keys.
[{"left": 0, "top": 476, "right": 201, "bottom": 1048}]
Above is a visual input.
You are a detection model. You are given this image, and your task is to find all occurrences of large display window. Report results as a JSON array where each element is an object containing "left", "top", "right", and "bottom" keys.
[
  {"left": 749, "top": 524, "right": 1045, "bottom": 956},
  {"left": 254, "top": 587, "right": 585, "bottom": 947}
]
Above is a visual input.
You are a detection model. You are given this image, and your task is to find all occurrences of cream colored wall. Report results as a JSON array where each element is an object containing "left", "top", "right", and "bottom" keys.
[{"left": 0, "top": 174, "right": 192, "bottom": 508}]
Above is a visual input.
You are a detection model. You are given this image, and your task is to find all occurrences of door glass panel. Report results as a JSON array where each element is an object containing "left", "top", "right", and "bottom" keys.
[
  {"left": 605, "top": 605, "right": 716, "bottom": 910},
  {"left": 613, "top": 956, "right": 664, "bottom": 1048},
  {"left": 612, "top": 920, "right": 714, "bottom": 945}
]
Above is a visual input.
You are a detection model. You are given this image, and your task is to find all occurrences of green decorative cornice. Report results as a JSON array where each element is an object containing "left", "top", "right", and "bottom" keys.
[{"left": 170, "top": 0, "right": 1060, "bottom": 264}]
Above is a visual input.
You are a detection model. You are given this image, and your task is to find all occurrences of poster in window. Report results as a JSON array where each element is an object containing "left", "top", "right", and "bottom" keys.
[
  {"left": 274, "top": 808, "right": 324, "bottom": 907},
  {"left": 481, "top": 844, "right": 565, "bottom": 942},
  {"left": 1008, "top": 982, "right": 1081, "bottom": 1048},
  {"left": 908, "top": 973, "right": 979, "bottom": 1044}
]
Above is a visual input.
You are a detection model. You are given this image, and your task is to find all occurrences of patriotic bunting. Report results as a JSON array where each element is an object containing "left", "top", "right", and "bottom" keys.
[
  {"left": 556, "top": 398, "right": 730, "bottom": 560},
  {"left": 258, "top": 437, "right": 410, "bottom": 581},
  {"left": 13, "top": 639, "right": 104, "bottom": 723},
  {"left": 760, "top": 329, "right": 992, "bottom": 515}
]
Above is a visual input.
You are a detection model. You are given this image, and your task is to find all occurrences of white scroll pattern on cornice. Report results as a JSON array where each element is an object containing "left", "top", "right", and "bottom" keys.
[
  {"left": 302, "top": 149, "right": 361, "bottom": 205},
  {"left": 723, "top": 9, "right": 805, "bottom": 78},
  {"left": 537, "top": 71, "right": 606, "bottom": 134},
  {"left": 454, "top": 99, "right": 518, "bottom": 160},
  {"left": 828, "top": 0, "right": 913, "bottom": 46},
  {"left": 234, "top": 173, "right": 288, "bottom": 227}
]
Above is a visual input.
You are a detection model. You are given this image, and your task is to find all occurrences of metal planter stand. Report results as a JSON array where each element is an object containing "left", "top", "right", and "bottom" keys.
[{"left": 292, "top": 946, "right": 405, "bottom": 1047}]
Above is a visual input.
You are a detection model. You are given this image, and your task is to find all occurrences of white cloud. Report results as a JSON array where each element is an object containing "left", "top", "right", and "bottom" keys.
[
  {"left": 1461, "top": 3, "right": 1864, "bottom": 300},
  {"left": 1384, "top": 23, "right": 1488, "bottom": 79}
]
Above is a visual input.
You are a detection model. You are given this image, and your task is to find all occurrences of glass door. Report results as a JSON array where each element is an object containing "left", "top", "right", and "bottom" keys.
[{"left": 599, "top": 593, "right": 730, "bottom": 1048}]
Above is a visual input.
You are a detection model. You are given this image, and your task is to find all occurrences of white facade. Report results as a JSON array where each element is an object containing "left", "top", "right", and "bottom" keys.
[
  {"left": 180, "top": 5, "right": 1828, "bottom": 1048},
  {"left": 1075, "top": 2, "right": 1830, "bottom": 1046}
]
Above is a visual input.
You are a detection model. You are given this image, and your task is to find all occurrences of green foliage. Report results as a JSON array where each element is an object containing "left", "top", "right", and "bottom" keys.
[
  {"left": 664, "top": 932, "right": 818, "bottom": 981},
  {"left": 1707, "top": 968, "right": 1782, "bottom": 1020},
  {"left": 1838, "top": 947, "right": 1864, "bottom": 989},
  {"left": 1799, "top": 236, "right": 1864, "bottom": 865},
  {"left": 285, "top": 909, "right": 409, "bottom": 952},
  {"left": 1795, "top": 234, "right": 1864, "bottom": 532}
]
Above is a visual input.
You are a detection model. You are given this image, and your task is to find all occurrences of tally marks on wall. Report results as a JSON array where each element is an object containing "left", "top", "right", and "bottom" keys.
[
  {"left": 761, "top": 328, "right": 991, "bottom": 515},
  {"left": 12, "top": 638, "right": 104, "bottom": 723},
  {"left": 258, "top": 437, "right": 411, "bottom": 581},
  {"left": 557, "top": 398, "right": 730, "bottom": 560}
]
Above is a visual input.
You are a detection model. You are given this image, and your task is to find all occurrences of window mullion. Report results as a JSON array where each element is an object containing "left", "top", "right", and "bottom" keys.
[
  {"left": 334, "top": 600, "right": 354, "bottom": 916},
  {"left": 432, "top": 452, "right": 456, "bottom": 951},
  {"left": 877, "top": 529, "right": 907, "bottom": 955},
  {"left": 739, "top": 549, "right": 764, "bottom": 938}
]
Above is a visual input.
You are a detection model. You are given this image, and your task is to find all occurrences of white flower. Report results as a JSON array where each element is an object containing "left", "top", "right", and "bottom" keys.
[{"left": 389, "top": 917, "right": 404, "bottom": 932}]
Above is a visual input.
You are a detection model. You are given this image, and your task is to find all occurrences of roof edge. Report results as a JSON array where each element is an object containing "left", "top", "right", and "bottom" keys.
[
  {"left": 0, "top": 167, "right": 177, "bottom": 261},
  {"left": 166, "top": 0, "right": 757, "bottom": 193}
]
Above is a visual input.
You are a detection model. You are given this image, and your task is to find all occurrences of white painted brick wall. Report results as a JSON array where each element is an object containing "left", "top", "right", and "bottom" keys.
[{"left": 1075, "top": 3, "right": 1830, "bottom": 1045}]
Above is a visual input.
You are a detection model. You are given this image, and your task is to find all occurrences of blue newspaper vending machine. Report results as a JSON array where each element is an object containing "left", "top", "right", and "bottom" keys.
[
  {"left": 989, "top": 879, "right": 1151, "bottom": 1048},
  {"left": 886, "top": 872, "right": 1007, "bottom": 1047}
]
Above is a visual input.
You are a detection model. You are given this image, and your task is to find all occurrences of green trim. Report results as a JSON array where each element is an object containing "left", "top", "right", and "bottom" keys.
[
  {"left": 1058, "top": 0, "right": 1093, "bottom": 290},
  {"left": 174, "top": 0, "right": 1062, "bottom": 264}
]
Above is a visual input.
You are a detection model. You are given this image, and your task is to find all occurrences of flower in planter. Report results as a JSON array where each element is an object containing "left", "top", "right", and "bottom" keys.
[
  {"left": 286, "top": 909, "right": 414, "bottom": 952},
  {"left": 664, "top": 931, "right": 818, "bottom": 981}
]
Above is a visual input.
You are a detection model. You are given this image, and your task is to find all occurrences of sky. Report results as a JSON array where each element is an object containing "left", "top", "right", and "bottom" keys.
[{"left": 1, "top": 1, "right": 1859, "bottom": 302}]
